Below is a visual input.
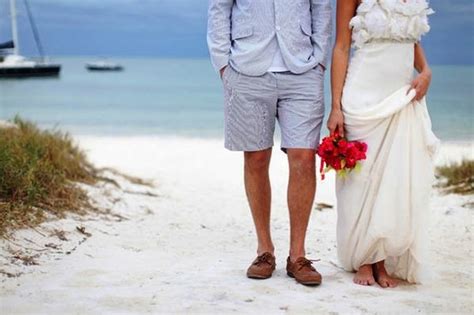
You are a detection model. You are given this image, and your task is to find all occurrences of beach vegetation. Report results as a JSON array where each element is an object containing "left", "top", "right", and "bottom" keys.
[
  {"left": 436, "top": 159, "right": 474, "bottom": 195},
  {"left": 0, "top": 117, "right": 97, "bottom": 236}
]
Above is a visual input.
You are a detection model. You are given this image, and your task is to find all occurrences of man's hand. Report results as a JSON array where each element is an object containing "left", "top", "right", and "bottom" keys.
[
  {"left": 327, "top": 107, "right": 345, "bottom": 137},
  {"left": 410, "top": 69, "right": 432, "bottom": 101},
  {"left": 220, "top": 66, "right": 227, "bottom": 79}
]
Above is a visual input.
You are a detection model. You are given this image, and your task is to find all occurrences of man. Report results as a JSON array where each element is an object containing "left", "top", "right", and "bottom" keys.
[{"left": 207, "top": 0, "right": 332, "bottom": 286}]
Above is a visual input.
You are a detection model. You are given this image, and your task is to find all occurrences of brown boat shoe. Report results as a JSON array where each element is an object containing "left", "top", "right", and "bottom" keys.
[
  {"left": 246, "top": 252, "right": 276, "bottom": 279},
  {"left": 286, "top": 257, "right": 322, "bottom": 286}
]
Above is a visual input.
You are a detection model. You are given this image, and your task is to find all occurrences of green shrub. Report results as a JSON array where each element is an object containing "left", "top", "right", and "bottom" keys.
[{"left": 0, "top": 117, "right": 97, "bottom": 235}]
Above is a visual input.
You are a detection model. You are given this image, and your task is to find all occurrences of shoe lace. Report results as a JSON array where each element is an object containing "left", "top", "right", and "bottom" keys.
[
  {"left": 253, "top": 253, "right": 274, "bottom": 266},
  {"left": 297, "top": 258, "right": 320, "bottom": 271}
]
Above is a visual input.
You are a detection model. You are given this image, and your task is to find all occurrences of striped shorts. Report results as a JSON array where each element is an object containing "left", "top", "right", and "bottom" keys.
[{"left": 222, "top": 65, "right": 325, "bottom": 152}]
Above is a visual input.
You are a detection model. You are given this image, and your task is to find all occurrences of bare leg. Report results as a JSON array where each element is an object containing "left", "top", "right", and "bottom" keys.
[
  {"left": 244, "top": 149, "right": 274, "bottom": 255},
  {"left": 373, "top": 260, "right": 400, "bottom": 288},
  {"left": 353, "top": 264, "right": 376, "bottom": 286},
  {"left": 287, "top": 149, "right": 316, "bottom": 261}
]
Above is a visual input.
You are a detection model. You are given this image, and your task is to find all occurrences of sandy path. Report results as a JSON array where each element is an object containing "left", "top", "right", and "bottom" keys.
[{"left": 0, "top": 137, "right": 472, "bottom": 314}]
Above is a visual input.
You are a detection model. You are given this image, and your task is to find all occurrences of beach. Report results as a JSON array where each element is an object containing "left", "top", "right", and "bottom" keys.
[
  {"left": 0, "top": 0, "right": 473, "bottom": 311},
  {"left": 0, "top": 136, "right": 472, "bottom": 314},
  {"left": 1, "top": 56, "right": 473, "bottom": 314}
]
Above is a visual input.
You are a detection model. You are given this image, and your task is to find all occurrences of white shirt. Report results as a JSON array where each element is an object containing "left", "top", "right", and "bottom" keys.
[{"left": 268, "top": 43, "right": 289, "bottom": 72}]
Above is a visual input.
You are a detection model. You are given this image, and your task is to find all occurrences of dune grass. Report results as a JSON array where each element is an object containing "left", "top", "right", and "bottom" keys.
[
  {"left": 436, "top": 159, "right": 474, "bottom": 195},
  {"left": 0, "top": 117, "right": 98, "bottom": 236}
]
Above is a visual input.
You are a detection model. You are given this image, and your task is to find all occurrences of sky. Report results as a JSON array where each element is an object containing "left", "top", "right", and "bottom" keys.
[{"left": 0, "top": 0, "right": 473, "bottom": 64}]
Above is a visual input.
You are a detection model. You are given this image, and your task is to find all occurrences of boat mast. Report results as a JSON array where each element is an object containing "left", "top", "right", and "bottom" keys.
[
  {"left": 24, "top": 0, "right": 46, "bottom": 62},
  {"left": 10, "top": 0, "right": 20, "bottom": 55}
]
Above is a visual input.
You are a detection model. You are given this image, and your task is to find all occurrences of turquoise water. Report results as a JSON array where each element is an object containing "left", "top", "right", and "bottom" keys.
[{"left": 0, "top": 57, "right": 472, "bottom": 141}]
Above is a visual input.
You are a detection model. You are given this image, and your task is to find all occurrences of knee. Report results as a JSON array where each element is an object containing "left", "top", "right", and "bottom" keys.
[
  {"left": 245, "top": 151, "right": 270, "bottom": 173},
  {"left": 288, "top": 150, "right": 315, "bottom": 172}
]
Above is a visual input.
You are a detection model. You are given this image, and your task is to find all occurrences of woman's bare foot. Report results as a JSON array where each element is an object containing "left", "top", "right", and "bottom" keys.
[
  {"left": 353, "top": 264, "right": 376, "bottom": 286},
  {"left": 373, "top": 261, "right": 399, "bottom": 288}
]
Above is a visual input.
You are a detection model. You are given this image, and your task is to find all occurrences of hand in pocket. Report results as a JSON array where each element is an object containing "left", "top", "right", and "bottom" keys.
[{"left": 220, "top": 66, "right": 228, "bottom": 79}]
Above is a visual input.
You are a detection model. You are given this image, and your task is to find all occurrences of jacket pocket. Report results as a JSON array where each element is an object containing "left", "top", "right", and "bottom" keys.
[
  {"left": 300, "top": 22, "right": 312, "bottom": 37},
  {"left": 231, "top": 26, "right": 254, "bottom": 40}
]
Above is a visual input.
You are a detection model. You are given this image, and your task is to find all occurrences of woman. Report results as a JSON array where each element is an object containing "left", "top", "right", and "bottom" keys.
[{"left": 328, "top": 0, "right": 439, "bottom": 288}]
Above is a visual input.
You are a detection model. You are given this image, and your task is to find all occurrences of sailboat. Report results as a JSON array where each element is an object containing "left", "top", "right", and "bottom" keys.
[{"left": 0, "top": 0, "right": 60, "bottom": 77}]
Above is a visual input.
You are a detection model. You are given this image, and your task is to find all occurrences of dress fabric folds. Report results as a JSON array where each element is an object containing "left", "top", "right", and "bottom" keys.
[{"left": 336, "top": 40, "right": 439, "bottom": 283}]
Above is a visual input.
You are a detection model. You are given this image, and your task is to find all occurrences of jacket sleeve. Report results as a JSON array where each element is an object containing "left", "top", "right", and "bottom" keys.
[
  {"left": 310, "top": 0, "right": 333, "bottom": 68},
  {"left": 207, "top": 0, "right": 234, "bottom": 73}
]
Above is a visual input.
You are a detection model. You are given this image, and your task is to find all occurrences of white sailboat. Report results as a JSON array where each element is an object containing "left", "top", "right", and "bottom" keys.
[{"left": 0, "top": 0, "right": 61, "bottom": 77}]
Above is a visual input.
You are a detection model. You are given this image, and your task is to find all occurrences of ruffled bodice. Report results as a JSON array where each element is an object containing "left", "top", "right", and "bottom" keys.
[{"left": 350, "top": 0, "right": 434, "bottom": 49}]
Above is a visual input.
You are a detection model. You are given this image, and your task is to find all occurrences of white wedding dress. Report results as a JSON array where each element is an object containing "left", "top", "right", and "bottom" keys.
[{"left": 336, "top": 0, "right": 439, "bottom": 283}]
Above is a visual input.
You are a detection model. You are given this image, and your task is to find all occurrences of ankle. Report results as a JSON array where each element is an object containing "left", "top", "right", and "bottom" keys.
[
  {"left": 358, "top": 264, "right": 373, "bottom": 272},
  {"left": 374, "top": 261, "right": 388, "bottom": 275},
  {"left": 289, "top": 251, "right": 306, "bottom": 262},
  {"left": 257, "top": 245, "right": 274, "bottom": 256}
]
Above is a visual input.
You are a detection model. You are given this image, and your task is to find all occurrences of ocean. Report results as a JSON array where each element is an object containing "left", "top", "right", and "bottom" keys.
[{"left": 0, "top": 57, "right": 472, "bottom": 142}]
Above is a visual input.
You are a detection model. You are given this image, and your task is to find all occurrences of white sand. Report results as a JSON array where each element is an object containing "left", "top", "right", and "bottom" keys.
[{"left": 0, "top": 136, "right": 472, "bottom": 314}]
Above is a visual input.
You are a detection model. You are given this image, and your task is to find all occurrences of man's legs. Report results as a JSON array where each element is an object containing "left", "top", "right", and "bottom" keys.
[
  {"left": 276, "top": 67, "right": 325, "bottom": 272},
  {"left": 244, "top": 148, "right": 274, "bottom": 255},
  {"left": 222, "top": 67, "right": 278, "bottom": 278},
  {"left": 286, "top": 149, "right": 316, "bottom": 261}
]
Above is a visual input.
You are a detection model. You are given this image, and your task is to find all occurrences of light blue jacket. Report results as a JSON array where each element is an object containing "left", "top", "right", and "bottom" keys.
[{"left": 207, "top": 0, "right": 332, "bottom": 76}]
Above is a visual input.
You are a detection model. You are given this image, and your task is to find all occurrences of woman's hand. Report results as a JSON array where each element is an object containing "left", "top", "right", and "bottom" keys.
[
  {"left": 410, "top": 69, "right": 432, "bottom": 101},
  {"left": 327, "top": 107, "right": 345, "bottom": 137}
]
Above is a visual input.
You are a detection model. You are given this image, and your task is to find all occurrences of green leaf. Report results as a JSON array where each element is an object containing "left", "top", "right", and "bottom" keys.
[
  {"left": 354, "top": 162, "right": 362, "bottom": 173},
  {"left": 337, "top": 169, "right": 347, "bottom": 178}
]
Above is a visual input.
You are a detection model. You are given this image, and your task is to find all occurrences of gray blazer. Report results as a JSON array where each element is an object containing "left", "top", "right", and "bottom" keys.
[{"left": 207, "top": 0, "right": 332, "bottom": 76}]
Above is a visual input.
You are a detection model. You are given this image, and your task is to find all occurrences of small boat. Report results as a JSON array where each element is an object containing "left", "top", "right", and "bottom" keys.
[
  {"left": 86, "top": 61, "right": 124, "bottom": 72},
  {"left": 0, "top": 0, "right": 61, "bottom": 78}
]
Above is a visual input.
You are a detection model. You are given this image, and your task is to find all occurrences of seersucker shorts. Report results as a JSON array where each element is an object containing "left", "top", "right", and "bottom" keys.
[{"left": 222, "top": 64, "right": 325, "bottom": 152}]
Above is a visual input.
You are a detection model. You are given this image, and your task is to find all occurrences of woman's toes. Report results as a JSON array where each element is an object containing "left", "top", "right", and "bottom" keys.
[
  {"left": 379, "top": 276, "right": 399, "bottom": 288},
  {"left": 357, "top": 279, "right": 373, "bottom": 286},
  {"left": 378, "top": 276, "right": 400, "bottom": 288}
]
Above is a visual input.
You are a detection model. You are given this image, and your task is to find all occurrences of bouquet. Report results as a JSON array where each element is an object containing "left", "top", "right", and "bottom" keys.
[{"left": 317, "top": 133, "right": 368, "bottom": 180}]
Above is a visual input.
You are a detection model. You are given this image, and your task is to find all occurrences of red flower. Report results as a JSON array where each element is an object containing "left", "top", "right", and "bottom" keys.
[
  {"left": 337, "top": 139, "right": 349, "bottom": 155},
  {"left": 345, "top": 157, "right": 357, "bottom": 168},
  {"left": 332, "top": 159, "right": 343, "bottom": 171},
  {"left": 317, "top": 135, "right": 368, "bottom": 180},
  {"left": 356, "top": 141, "right": 368, "bottom": 152}
]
